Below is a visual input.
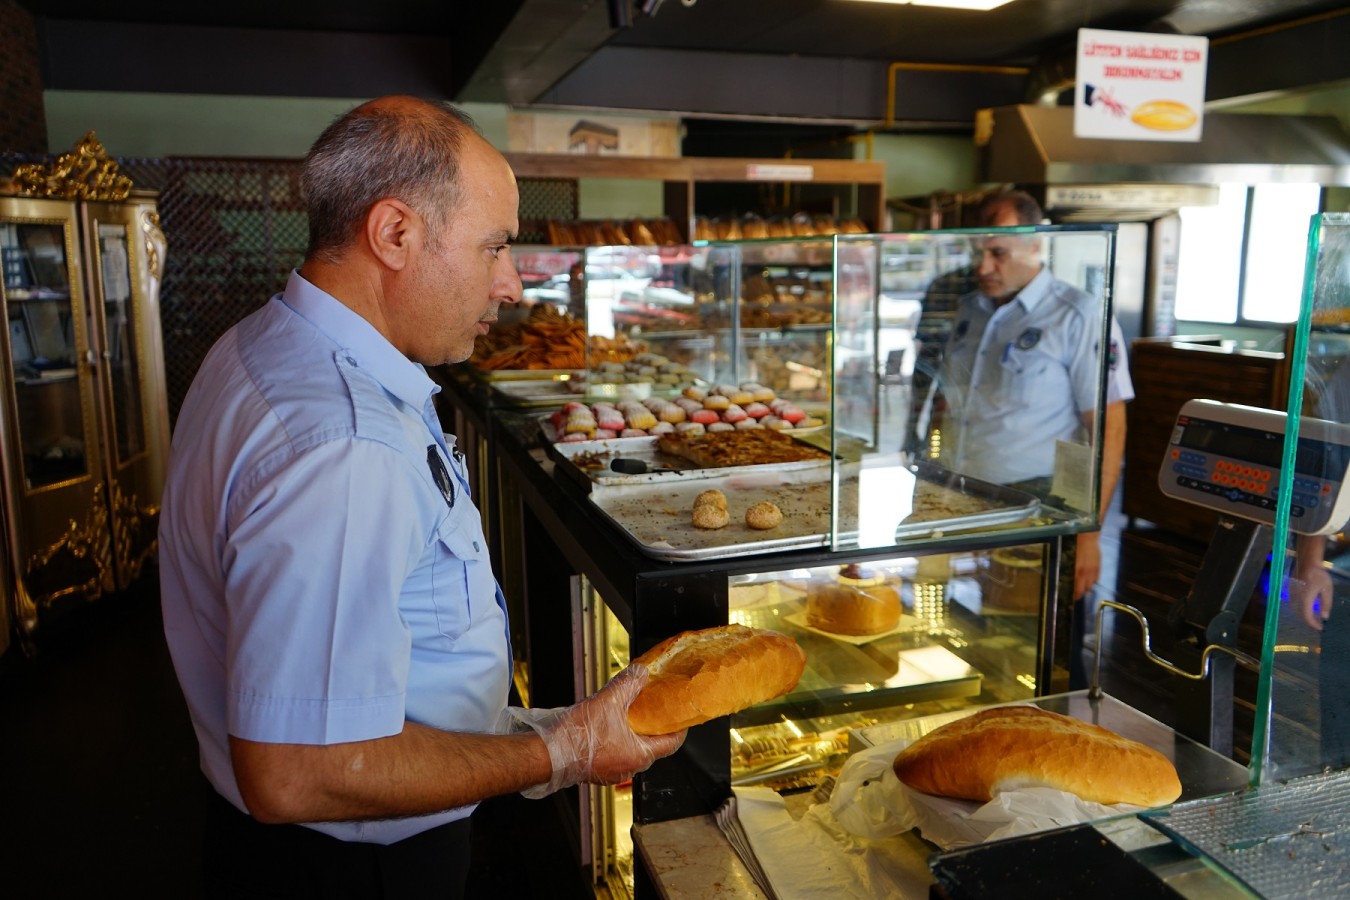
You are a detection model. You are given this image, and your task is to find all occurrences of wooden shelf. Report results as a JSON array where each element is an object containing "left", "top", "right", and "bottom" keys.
[{"left": 503, "top": 152, "right": 887, "bottom": 241}]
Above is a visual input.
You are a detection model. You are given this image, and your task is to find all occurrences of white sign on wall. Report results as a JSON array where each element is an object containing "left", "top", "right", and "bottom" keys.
[
  {"left": 1074, "top": 28, "right": 1209, "bottom": 142},
  {"left": 507, "top": 112, "right": 679, "bottom": 157}
]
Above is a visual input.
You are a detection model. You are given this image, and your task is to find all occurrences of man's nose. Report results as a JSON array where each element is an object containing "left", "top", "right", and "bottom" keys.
[{"left": 497, "top": 259, "right": 524, "bottom": 305}]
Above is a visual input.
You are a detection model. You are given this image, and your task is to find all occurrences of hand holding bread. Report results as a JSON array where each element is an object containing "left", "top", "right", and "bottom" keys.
[{"left": 504, "top": 664, "right": 686, "bottom": 799}]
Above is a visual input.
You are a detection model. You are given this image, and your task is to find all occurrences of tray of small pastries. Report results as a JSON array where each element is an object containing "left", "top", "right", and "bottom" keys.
[
  {"left": 584, "top": 455, "right": 1041, "bottom": 561},
  {"left": 549, "top": 427, "right": 833, "bottom": 490}
]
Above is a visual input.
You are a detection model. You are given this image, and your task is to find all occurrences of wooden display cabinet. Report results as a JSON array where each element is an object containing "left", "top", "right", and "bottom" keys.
[{"left": 1, "top": 135, "right": 170, "bottom": 643}]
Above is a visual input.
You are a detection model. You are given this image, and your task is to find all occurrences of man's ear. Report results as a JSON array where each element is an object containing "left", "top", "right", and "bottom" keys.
[{"left": 365, "top": 198, "right": 419, "bottom": 271}]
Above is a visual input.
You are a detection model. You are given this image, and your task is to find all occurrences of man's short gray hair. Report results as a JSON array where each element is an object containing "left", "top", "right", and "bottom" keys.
[
  {"left": 977, "top": 189, "right": 1044, "bottom": 227},
  {"left": 301, "top": 98, "right": 480, "bottom": 263}
]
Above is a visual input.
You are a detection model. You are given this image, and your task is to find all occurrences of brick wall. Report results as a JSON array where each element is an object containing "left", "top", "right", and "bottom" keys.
[{"left": 0, "top": 0, "right": 47, "bottom": 154}]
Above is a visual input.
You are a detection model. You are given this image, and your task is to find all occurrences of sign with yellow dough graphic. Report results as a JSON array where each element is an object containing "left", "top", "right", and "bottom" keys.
[
  {"left": 1075, "top": 28, "right": 1208, "bottom": 142},
  {"left": 1130, "top": 100, "right": 1199, "bottom": 132}
]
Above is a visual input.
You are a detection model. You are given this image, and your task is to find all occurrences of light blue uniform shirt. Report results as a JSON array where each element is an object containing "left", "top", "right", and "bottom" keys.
[
  {"left": 159, "top": 271, "right": 510, "bottom": 844},
  {"left": 939, "top": 267, "right": 1135, "bottom": 485}
]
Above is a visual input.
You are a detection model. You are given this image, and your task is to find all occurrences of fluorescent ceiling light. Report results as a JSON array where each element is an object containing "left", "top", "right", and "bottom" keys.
[{"left": 843, "top": 0, "right": 1015, "bottom": 10}]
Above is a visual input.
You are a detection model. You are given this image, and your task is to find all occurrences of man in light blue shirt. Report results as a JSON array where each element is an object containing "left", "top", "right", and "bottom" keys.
[
  {"left": 159, "top": 96, "right": 683, "bottom": 898},
  {"left": 935, "top": 191, "right": 1133, "bottom": 687}
]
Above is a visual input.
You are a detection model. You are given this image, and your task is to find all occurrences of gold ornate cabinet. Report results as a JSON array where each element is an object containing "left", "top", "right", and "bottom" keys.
[{"left": 1, "top": 137, "right": 169, "bottom": 645}]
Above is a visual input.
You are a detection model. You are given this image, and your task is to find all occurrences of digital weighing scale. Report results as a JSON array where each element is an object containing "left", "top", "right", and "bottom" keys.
[
  {"left": 1118, "top": 399, "right": 1350, "bottom": 750},
  {"left": 1159, "top": 399, "right": 1350, "bottom": 538}
]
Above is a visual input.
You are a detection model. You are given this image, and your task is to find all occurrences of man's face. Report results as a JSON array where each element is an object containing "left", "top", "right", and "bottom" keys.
[
  {"left": 400, "top": 137, "right": 522, "bottom": 366},
  {"left": 974, "top": 233, "right": 1041, "bottom": 303}
]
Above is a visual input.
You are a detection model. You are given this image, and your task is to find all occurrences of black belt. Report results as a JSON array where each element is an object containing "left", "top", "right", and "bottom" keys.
[{"left": 201, "top": 786, "right": 472, "bottom": 900}]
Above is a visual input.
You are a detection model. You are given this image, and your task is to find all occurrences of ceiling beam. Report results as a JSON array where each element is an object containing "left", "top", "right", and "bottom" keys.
[
  {"left": 37, "top": 19, "right": 452, "bottom": 98},
  {"left": 531, "top": 46, "right": 1026, "bottom": 127},
  {"left": 454, "top": 0, "right": 616, "bottom": 104},
  {"left": 1206, "top": 9, "right": 1350, "bottom": 103}
]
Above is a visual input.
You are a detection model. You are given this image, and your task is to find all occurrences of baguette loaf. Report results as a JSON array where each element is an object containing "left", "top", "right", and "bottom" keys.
[
  {"left": 891, "top": 706, "right": 1182, "bottom": 808},
  {"left": 627, "top": 624, "right": 806, "bottom": 735}
]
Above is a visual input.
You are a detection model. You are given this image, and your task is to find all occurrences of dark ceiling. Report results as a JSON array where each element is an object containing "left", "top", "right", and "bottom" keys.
[{"left": 16, "top": 0, "right": 1350, "bottom": 128}]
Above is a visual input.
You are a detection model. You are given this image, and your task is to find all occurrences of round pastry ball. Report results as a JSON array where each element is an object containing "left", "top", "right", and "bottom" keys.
[
  {"left": 692, "top": 503, "right": 730, "bottom": 530},
  {"left": 694, "top": 488, "right": 727, "bottom": 510},
  {"left": 745, "top": 501, "right": 783, "bottom": 530}
]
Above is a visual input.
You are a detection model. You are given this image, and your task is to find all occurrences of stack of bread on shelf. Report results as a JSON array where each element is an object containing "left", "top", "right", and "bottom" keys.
[
  {"left": 531, "top": 217, "right": 684, "bottom": 246},
  {"left": 694, "top": 212, "right": 869, "bottom": 241}
]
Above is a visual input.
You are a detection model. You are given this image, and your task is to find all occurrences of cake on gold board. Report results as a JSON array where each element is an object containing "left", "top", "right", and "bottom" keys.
[{"left": 805, "top": 564, "right": 903, "bottom": 636}]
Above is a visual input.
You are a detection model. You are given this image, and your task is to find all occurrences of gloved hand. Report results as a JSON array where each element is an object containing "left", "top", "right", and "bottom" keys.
[{"left": 500, "top": 664, "right": 686, "bottom": 799}]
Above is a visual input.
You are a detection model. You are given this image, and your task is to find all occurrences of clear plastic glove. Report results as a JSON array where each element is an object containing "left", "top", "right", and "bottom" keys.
[{"left": 500, "top": 663, "right": 686, "bottom": 799}]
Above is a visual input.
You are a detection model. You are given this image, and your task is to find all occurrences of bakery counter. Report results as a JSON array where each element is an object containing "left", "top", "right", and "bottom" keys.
[
  {"left": 635, "top": 692, "right": 1256, "bottom": 900},
  {"left": 430, "top": 370, "right": 1119, "bottom": 896},
  {"left": 633, "top": 815, "right": 770, "bottom": 899},
  {"left": 481, "top": 397, "right": 1077, "bottom": 823}
]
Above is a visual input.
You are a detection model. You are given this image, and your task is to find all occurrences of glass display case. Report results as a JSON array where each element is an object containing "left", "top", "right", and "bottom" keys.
[
  {"left": 582, "top": 237, "right": 837, "bottom": 405},
  {"left": 0, "top": 137, "right": 169, "bottom": 639},
  {"left": 722, "top": 238, "right": 834, "bottom": 405},
  {"left": 486, "top": 224, "right": 1118, "bottom": 892},
  {"left": 1259, "top": 212, "right": 1350, "bottom": 783},
  {"left": 587, "top": 243, "right": 720, "bottom": 386}
]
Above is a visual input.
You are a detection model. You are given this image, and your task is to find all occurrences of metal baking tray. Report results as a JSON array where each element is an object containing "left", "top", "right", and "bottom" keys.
[
  {"left": 588, "top": 465, "right": 836, "bottom": 560},
  {"left": 489, "top": 377, "right": 582, "bottom": 407},
  {"left": 547, "top": 433, "right": 832, "bottom": 491},
  {"left": 892, "top": 461, "right": 1041, "bottom": 538},
  {"left": 469, "top": 366, "right": 573, "bottom": 382},
  {"left": 587, "top": 460, "right": 1041, "bottom": 562}
]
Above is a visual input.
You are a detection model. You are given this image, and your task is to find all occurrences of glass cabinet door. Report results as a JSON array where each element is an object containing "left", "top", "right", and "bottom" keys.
[
  {"left": 1, "top": 218, "right": 91, "bottom": 490},
  {"left": 0, "top": 197, "right": 111, "bottom": 626},
  {"left": 83, "top": 197, "right": 170, "bottom": 591},
  {"left": 93, "top": 220, "right": 146, "bottom": 465}
]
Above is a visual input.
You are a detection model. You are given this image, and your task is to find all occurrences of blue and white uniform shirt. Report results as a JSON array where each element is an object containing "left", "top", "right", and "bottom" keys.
[{"left": 938, "top": 267, "right": 1134, "bottom": 485}]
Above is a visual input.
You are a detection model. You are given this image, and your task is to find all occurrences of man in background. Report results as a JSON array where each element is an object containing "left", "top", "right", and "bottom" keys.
[
  {"left": 909, "top": 191, "right": 1040, "bottom": 454},
  {"left": 933, "top": 190, "right": 1133, "bottom": 689}
]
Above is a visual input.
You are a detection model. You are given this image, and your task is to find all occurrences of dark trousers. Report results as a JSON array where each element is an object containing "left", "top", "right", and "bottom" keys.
[{"left": 203, "top": 787, "right": 472, "bottom": 899}]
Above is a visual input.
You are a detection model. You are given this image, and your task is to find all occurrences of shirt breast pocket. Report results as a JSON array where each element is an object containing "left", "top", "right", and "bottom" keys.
[
  {"left": 1004, "top": 347, "right": 1062, "bottom": 406},
  {"left": 429, "top": 512, "right": 492, "bottom": 643}
]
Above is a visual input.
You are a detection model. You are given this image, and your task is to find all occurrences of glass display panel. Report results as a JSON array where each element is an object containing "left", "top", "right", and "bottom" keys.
[
  {"left": 585, "top": 244, "right": 721, "bottom": 386},
  {"left": 832, "top": 225, "right": 1117, "bottom": 554},
  {"left": 96, "top": 221, "right": 146, "bottom": 464},
  {"left": 465, "top": 246, "right": 589, "bottom": 375},
  {"left": 1259, "top": 212, "right": 1350, "bottom": 784},
  {"left": 727, "top": 551, "right": 1041, "bottom": 791},
  {"left": 514, "top": 246, "right": 583, "bottom": 317},
  {"left": 1, "top": 219, "right": 90, "bottom": 489},
  {"left": 727, "top": 237, "right": 834, "bottom": 407}
]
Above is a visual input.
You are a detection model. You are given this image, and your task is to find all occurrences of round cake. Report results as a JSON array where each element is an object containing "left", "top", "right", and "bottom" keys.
[
  {"left": 806, "top": 564, "right": 902, "bottom": 636},
  {"left": 980, "top": 545, "right": 1043, "bottom": 613}
]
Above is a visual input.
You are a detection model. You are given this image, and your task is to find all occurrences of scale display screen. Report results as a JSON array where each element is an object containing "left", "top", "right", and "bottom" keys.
[
  {"left": 1160, "top": 399, "right": 1350, "bottom": 536},
  {"left": 1175, "top": 419, "right": 1350, "bottom": 482}
]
